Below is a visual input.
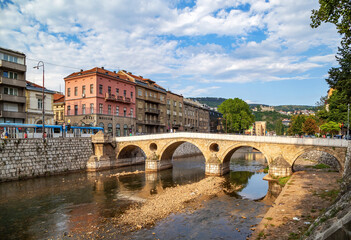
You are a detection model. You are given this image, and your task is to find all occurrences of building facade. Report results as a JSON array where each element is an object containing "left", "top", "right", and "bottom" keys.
[
  {"left": 119, "top": 71, "right": 167, "bottom": 134},
  {"left": 209, "top": 108, "right": 223, "bottom": 133},
  {"left": 25, "top": 81, "right": 55, "bottom": 125},
  {"left": 64, "top": 67, "right": 136, "bottom": 136},
  {"left": 183, "top": 98, "right": 210, "bottom": 133},
  {"left": 53, "top": 93, "right": 65, "bottom": 125},
  {"left": 166, "top": 91, "right": 184, "bottom": 132},
  {"left": 0, "top": 47, "right": 26, "bottom": 123},
  {"left": 254, "top": 121, "right": 266, "bottom": 136}
]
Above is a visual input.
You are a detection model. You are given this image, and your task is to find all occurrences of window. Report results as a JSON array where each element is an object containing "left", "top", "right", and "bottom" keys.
[
  {"left": 108, "top": 105, "right": 111, "bottom": 115},
  {"left": 82, "top": 85, "right": 86, "bottom": 95},
  {"left": 99, "top": 84, "right": 103, "bottom": 94},
  {"left": 74, "top": 105, "right": 78, "bottom": 115},
  {"left": 108, "top": 86, "right": 111, "bottom": 95},
  {"left": 124, "top": 90, "right": 126, "bottom": 97},
  {"left": 160, "top": 95, "right": 164, "bottom": 101},
  {"left": 38, "top": 99, "right": 43, "bottom": 109},
  {"left": 82, "top": 104, "right": 86, "bottom": 114},
  {"left": 116, "top": 124, "right": 121, "bottom": 136},
  {"left": 167, "top": 99, "right": 170, "bottom": 105},
  {"left": 4, "top": 87, "right": 18, "bottom": 96},
  {"left": 90, "top": 84, "right": 93, "bottom": 94},
  {"left": 3, "top": 71, "right": 17, "bottom": 79},
  {"left": 116, "top": 88, "right": 119, "bottom": 96},
  {"left": 99, "top": 104, "right": 103, "bottom": 114},
  {"left": 179, "top": 103, "right": 182, "bottom": 108},
  {"left": 138, "top": 89, "right": 142, "bottom": 96},
  {"left": 116, "top": 106, "right": 119, "bottom": 116},
  {"left": 130, "top": 108, "right": 133, "bottom": 118},
  {"left": 90, "top": 103, "right": 94, "bottom": 114},
  {"left": 124, "top": 107, "right": 127, "bottom": 117},
  {"left": 174, "top": 101, "right": 177, "bottom": 107},
  {"left": 67, "top": 88, "right": 71, "bottom": 97},
  {"left": 145, "top": 90, "right": 147, "bottom": 97},
  {"left": 108, "top": 123, "right": 113, "bottom": 135},
  {"left": 131, "top": 92, "right": 133, "bottom": 99},
  {"left": 67, "top": 105, "right": 71, "bottom": 115},
  {"left": 0, "top": 53, "right": 22, "bottom": 64},
  {"left": 74, "top": 87, "right": 78, "bottom": 96}
]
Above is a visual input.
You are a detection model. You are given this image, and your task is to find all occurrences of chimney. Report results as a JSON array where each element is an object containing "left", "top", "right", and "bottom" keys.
[
  {"left": 114, "top": 71, "right": 116, "bottom": 73},
  {"left": 80, "top": 69, "right": 83, "bottom": 72},
  {"left": 102, "top": 67, "right": 104, "bottom": 70}
]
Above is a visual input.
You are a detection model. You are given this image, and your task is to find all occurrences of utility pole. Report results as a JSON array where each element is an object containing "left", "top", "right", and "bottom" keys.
[{"left": 34, "top": 61, "right": 45, "bottom": 141}]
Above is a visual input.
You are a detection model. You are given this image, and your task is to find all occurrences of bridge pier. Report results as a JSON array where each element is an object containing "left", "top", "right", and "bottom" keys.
[
  {"left": 145, "top": 153, "right": 173, "bottom": 172},
  {"left": 205, "top": 154, "right": 229, "bottom": 176},
  {"left": 87, "top": 131, "right": 114, "bottom": 171},
  {"left": 268, "top": 156, "right": 293, "bottom": 178}
]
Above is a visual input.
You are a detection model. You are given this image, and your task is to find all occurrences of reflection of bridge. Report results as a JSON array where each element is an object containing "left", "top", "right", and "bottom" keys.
[{"left": 88, "top": 132, "right": 350, "bottom": 177}]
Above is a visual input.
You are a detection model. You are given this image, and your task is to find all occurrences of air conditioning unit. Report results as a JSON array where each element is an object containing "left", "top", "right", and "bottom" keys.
[{"left": 82, "top": 94, "right": 86, "bottom": 98}]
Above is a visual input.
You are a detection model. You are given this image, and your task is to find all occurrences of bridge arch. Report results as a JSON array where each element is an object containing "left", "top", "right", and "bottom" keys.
[
  {"left": 291, "top": 147, "right": 342, "bottom": 172},
  {"left": 117, "top": 144, "right": 147, "bottom": 163},
  {"left": 159, "top": 139, "right": 206, "bottom": 161},
  {"left": 221, "top": 143, "right": 269, "bottom": 164}
]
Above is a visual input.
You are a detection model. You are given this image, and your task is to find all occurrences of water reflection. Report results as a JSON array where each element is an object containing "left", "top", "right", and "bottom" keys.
[{"left": 0, "top": 150, "right": 277, "bottom": 240}]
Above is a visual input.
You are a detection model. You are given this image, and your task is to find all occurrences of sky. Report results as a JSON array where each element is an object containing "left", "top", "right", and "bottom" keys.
[{"left": 0, "top": 0, "right": 341, "bottom": 106}]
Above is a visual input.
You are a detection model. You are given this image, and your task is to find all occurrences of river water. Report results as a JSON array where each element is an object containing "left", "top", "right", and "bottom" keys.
[{"left": 0, "top": 150, "right": 280, "bottom": 240}]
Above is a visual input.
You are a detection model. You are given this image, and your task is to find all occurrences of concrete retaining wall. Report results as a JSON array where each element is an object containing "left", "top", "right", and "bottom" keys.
[{"left": 0, "top": 138, "right": 93, "bottom": 182}]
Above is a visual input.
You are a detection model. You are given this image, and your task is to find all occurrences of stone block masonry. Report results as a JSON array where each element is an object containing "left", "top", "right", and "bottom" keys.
[{"left": 0, "top": 138, "right": 93, "bottom": 182}]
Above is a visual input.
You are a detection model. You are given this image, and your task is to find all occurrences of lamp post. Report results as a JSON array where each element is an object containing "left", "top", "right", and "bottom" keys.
[{"left": 33, "top": 61, "right": 45, "bottom": 140}]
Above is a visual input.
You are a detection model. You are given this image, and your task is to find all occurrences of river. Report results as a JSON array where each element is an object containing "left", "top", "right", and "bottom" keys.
[{"left": 0, "top": 150, "right": 280, "bottom": 240}]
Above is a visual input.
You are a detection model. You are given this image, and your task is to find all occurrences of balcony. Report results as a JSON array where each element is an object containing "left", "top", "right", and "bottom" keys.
[
  {"left": 0, "top": 60, "right": 26, "bottom": 72},
  {"left": 144, "top": 95, "right": 160, "bottom": 103},
  {"left": 0, "top": 77, "right": 26, "bottom": 87},
  {"left": 0, "top": 94, "right": 26, "bottom": 103},
  {"left": 105, "top": 93, "right": 132, "bottom": 104},
  {"left": 0, "top": 110, "right": 26, "bottom": 119},
  {"left": 145, "top": 107, "right": 160, "bottom": 114}
]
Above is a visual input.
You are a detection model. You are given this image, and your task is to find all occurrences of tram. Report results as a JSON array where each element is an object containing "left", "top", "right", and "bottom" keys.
[{"left": 0, "top": 123, "right": 103, "bottom": 139}]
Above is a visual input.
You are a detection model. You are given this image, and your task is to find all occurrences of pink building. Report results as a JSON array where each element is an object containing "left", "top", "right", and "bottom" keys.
[{"left": 64, "top": 67, "right": 136, "bottom": 136}]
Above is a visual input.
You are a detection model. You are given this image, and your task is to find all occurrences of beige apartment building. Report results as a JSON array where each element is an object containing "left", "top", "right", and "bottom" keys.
[
  {"left": 166, "top": 91, "right": 184, "bottom": 132},
  {"left": 119, "top": 70, "right": 167, "bottom": 134},
  {"left": 0, "top": 47, "right": 26, "bottom": 123},
  {"left": 183, "top": 98, "right": 210, "bottom": 133},
  {"left": 53, "top": 93, "right": 65, "bottom": 125}
]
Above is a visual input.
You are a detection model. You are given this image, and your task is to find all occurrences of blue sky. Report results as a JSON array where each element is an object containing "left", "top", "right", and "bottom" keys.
[{"left": 0, "top": 0, "right": 340, "bottom": 105}]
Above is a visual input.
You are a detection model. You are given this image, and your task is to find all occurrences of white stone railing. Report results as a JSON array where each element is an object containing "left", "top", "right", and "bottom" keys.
[{"left": 115, "top": 132, "right": 349, "bottom": 148}]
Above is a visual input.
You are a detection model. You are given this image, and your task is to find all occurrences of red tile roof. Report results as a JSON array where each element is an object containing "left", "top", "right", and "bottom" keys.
[
  {"left": 53, "top": 93, "right": 65, "bottom": 103},
  {"left": 65, "top": 67, "right": 132, "bottom": 83}
]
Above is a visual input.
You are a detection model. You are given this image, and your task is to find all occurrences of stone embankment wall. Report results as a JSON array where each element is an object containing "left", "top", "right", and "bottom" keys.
[
  {"left": 0, "top": 138, "right": 93, "bottom": 182},
  {"left": 298, "top": 150, "right": 341, "bottom": 170},
  {"left": 305, "top": 142, "right": 351, "bottom": 240}
]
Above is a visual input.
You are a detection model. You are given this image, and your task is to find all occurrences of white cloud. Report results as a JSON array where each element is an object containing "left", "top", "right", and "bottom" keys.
[{"left": 0, "top": 0, "right": 340, "bottom": 97}]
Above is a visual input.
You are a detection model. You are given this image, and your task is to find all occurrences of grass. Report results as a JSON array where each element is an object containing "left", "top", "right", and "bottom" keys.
[
  {"left": 263, "top": 166, "right": 269, "bottom": 173},
  {"left": 318, "top": 189, "right": 339, "bottom": 201},
  {"left": 288, "top": 232, "right": 300, "bottom": 240},
  {"left": 278, "top": 176, "right": 291, "bottom": 186},
  {"left": 313, "top": 163, "right": 331, "bottom": 169},
  {"left": 265, "top": 217, "right": 273, "bottom": 220}
]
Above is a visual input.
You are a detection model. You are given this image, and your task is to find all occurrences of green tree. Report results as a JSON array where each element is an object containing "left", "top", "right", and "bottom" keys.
[
  {"left": 275, "top": 120, "right": 284, "bottom": 136},
  {"left": 288, "top": 115, "right": 306, "bottom": 136},
  {"left": 218, "top": 98, "right": 255, "bottom": 133},
  {"left": 311, "top": 0, "right": 351, "bottom": 43},
  {"left": 303, "top": 117, "right": 319, "bottom": 135},
  {"left": 320, "top": 121, "right": 341, "bottom": 137}
]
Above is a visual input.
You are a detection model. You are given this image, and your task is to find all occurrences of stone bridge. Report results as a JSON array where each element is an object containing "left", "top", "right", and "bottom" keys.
[{"left": 88, "top": 132, "right": 350, "bottom": 177}]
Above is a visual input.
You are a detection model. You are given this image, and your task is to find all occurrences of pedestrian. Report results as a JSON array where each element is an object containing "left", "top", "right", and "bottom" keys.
[{"left": 24, "top": 132, "right": 28, "bottom": 138}]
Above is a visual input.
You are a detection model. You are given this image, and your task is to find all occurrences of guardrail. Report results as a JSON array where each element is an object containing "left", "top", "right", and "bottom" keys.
[{"left": 115, "top": 132, "right": 349, "bottom": 147}]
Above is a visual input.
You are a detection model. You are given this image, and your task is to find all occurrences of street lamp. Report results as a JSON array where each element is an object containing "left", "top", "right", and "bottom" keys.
[{"left": 33, "top": 61, "right": 45, "bottom": 140}]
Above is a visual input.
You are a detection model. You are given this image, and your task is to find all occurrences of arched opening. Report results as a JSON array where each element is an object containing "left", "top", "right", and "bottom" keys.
[
  {"left": 222, "top": 146, "right": 268, "bottom": 199},
  {"left": 149, "top": 143, "right": 157, "bottom": 152},
  {"left": 117, "top": 145, "right": 146, "bottom": 167},
  {"left": 292, "top": 150, "right": 341, "bottom": 172},
  {"left": 123, "top": 124, "right": 128, "bottom": 136},
  {"left": 161, "top": 141, "right": 206, "bottom": 184},
  {"left": 107, "top": 123, "right": 113, "bottom": 136},
  {"left": 99, "top": 122, "right": 104, "bottom": 132}
]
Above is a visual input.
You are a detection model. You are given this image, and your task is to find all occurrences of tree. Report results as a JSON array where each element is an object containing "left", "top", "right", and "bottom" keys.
[
  {"left": 311, "top": 0, "right": 351, "bottom": 44},
  {"left": 288, "top": 115, "right": 306, "bottom": 136},
  {"left": 275, "top": 120, "right": 284, "bottom": 136},
  {"left": 320, "top": 121, "right": 340, "bottom": 137},
  {"left": 218, "top": 98, "right": 255, "bottom": 133},
  {"left": 303, "top": 117, "right": 319, "bottom": 135}
]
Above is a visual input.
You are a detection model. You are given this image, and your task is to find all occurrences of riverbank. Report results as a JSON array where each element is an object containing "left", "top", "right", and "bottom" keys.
[{"left": 250, "top": 171, "right": 340, "bottom": 240}]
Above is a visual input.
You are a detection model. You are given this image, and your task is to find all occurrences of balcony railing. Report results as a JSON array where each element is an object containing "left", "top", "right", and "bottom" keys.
[
  {"left": 105, "top": 93, "right": 132, "bottom": 104},
  {"left": 0, "top": 110, "right": 26, "bottom": 119},
  {"left": 145, "top": 108, "right": 160, "bottom": 114},
  {"left": 0, "top": 77, "right": 26, "bottom": 87},
  {"left": 144, "top": 95, "right": 160, "bottom": 103},
  {"left": 0, "top": 94, "right": 26, "bottom": 103}
]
